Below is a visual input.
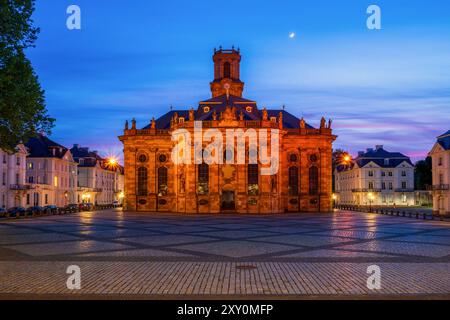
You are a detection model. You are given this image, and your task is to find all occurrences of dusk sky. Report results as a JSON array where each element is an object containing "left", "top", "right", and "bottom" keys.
[{"left": 27, "top": 0, "right": 450, "bottom": 162}]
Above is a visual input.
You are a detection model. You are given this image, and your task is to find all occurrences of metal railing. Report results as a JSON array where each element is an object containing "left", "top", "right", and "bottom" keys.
[
  {"left": 351, "top": 188, "right": 382, "bottom": 193},
  {"left": 9, "top": 184, "right": 31, "bottom": 190},
  {"left": 432, "top": 184, "right": 449, "bottom": 191},
  {"left": 335, "top": 204, "right": 447, "bottom": 221}
]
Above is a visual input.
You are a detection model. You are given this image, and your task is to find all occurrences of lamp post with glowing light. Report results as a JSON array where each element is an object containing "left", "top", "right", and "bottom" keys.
[
  {"left": 368, "top": 192, "right": 375, "bottom": 212},
  {"left": 332, "top": 193, "right": 337, "bottom": 209},
  {"left": 107, "top": 157, "right": 118, "bottom": 168}
]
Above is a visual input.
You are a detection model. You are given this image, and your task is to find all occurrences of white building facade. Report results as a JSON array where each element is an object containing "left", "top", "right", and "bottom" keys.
[
  {"left": 25, "top": 135, "right": 78, "bottom": 207},
  {"left": 0, "top": 145, "right": 28, "bottom": 209},
  {"left": 71, "top": 145, "right": 124, "bottom": 205},
  {"left": 335, "top": 145, "right": 415, "bottom": 206},
  {"left": 429, "top": 130, "right": 450, "bottom": 216}
]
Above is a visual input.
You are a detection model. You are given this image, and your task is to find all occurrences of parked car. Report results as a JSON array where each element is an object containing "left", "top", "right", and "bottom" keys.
[
  {"left": 7, "top": 207, "right": 26, "bottom": 218},
  {"left": 26, "top": 206, "right": 45, "bottom": 216},
  {"left": 64, "top": 204, "right": 79, "bottom": 213},
  {"left": 44, "top": 205, "right": 58, "bottom": 215},
  {"left": 0, "top": 207, "right": 6, "bottom": 218},
  {"left": 79, "top": 203, "right": 93, "bottom": 211},
  {"left": 112, "top": 201, "right": 120, "bottom": 208}
]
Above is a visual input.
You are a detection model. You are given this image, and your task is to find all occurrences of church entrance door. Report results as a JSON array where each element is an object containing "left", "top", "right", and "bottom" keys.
[{"left": 221, "top": 191, "right": 236, "bottom": 212}]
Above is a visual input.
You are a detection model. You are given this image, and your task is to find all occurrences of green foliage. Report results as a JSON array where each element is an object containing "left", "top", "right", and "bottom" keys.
[
  {"left": 0, "top": 0, "right": 54, "bottom": 153},
  {"left": 414, "top": 157, "right": 432, "bottom": 190}
]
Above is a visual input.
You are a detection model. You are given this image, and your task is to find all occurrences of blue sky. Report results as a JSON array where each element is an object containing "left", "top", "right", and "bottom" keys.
[{"left": 28, "top": 0, "right": 450, "bottom": 161}]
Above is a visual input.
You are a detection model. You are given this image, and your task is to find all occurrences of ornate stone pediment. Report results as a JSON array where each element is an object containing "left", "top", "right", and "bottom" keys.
[
  {"left": 219, "top": 106, "right": 239, "bottom": 127},
  {"left": 222, "top": 165, "right": 236, "bottom": 184}
]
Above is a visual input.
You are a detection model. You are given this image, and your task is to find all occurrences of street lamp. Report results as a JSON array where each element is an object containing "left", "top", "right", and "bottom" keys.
[
  {"left": 107, "top": 157, "right": 118, "bottom": 167},
  {"left": 332, "top": 193, "right": 337, "bottom": 209},
  {"left": 368, "top": 192, "right": 375, "bottom": 212}
]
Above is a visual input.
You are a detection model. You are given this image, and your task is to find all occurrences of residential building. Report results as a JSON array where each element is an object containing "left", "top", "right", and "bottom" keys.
[
  {"left": 70, "top": 145, "right": 124, "bottom": 205},
  {"left": 119, "top": 48, "right": 336, "bottom": 213},
  {"left": 335, "top": 145, "right": 415, "bottom": 206},
  {"left": 0, "top": 145, "right": 28, "bottom": 209},
  {"left": 429, "top": 130, "right": 450, "bottom": 216},
  {"left": 25, "top": 135, "right": 78, "bottom": 207}
]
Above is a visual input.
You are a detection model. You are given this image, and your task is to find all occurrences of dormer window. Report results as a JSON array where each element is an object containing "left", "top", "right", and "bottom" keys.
[
  {"left": 270, "top": 117, "right": 277, "bottom": 123},
  {"left": 203, "top": 106, "right": 210, "bottom": 113},
  {"left": 178, "top": 117, "right": 185, "bottom": 124},
  {"left": 246, "top": 106, "right": 252, "bottom": 113},
  {"left": 384, "top": 159, "right": 389, "bottom": 165}
]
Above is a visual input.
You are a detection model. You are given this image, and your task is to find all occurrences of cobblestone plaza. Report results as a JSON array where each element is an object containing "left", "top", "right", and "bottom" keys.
[{"left": 0, "top": 209, "right": 450, "bottom": 299}]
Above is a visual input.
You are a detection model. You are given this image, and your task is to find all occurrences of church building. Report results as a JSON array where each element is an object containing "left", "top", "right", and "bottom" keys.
[{"left": 119, "top": 48, "right": 336, "bottom": 213}]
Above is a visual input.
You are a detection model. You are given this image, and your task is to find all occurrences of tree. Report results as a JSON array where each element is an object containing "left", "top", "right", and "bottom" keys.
[
  {"left": 0, "top": 0, "right": 54, "bottom": 153},
  {"left": 415, "top": 157, "right": 432, "bottom": 190},
  {"left": 332, "top": 149, "right": 350, "bottom": 192}
]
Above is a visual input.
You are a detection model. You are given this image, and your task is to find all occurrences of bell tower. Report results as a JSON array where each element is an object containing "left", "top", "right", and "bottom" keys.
[{"left": 210, "top": 47, "right": 245, "bottom": 98}]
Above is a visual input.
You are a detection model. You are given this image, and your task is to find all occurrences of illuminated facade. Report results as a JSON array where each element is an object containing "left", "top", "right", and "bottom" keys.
[
  {"left": 0, "top": 145, "right": 28, "bottom": 209},
  {"left": 335, "top": 145, "right": 415, "bottom": 206},
  {"left": 429, "top": 130, "right": 450, "bottom": 216},
  {"left": 24, "top": 135, "right": 78, "bottom": 207},
  {"left": 120, "top": 48, "right": 336, "bottom": 213},
  {"left": 71, "top": 145, "right": 124, "bottom": 205}
]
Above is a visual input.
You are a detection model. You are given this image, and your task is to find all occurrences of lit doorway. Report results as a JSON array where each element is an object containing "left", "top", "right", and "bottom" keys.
[{"left": 221, "top": 191, "right": 235, "bottom": 211}]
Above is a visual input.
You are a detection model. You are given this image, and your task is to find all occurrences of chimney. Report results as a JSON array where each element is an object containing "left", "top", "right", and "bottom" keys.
[
  {"left": 367, "top": 148, "right": 374, "bottom": 153},
  {"left": 376, "top": 145, "right": 383, "bottom": 151},
  {"left": 73, "top": 144, "right": 79, "bottom": 149}
]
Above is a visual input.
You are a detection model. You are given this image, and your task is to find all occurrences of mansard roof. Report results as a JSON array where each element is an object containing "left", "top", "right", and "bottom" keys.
[
  {"left": 70, "top": 145, "right": 104, "bottom": 167},
  {"left": 355, "top": 147, "right": 413, "bottom": 168},
  {"left": 25, "top": 134, "right": 69, "bottom": 159},
  {"left": 143, "top": 94, "right": 314, "bottom": 130},
  {"left": 336, "top": 146, "right": 413, "bottom": 173},
  {"left": 437, "top": 130, "right": 450, "bottom": 150}
]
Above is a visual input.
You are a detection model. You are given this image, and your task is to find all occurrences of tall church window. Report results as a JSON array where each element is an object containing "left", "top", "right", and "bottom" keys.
[
  {"left": 309, "top": 166, "right": 319, "bottom": 195},
  {"left": 223, "top": 62, "right": 231, "bottom": 78},
  {"left": 158, "top": 167, "right": 168, "bottom": 196},
  {"left": 288, "top": 167, "right": 299, "bottom": 196},
  {"left": 137, "top": 167, "right": 148, "bottom": 196},
  {"left": 198, "top": 163, "right": 209, "bottom": 195},
  {"left": 248, "top": 164, "right": 259, "bottom": 195}
]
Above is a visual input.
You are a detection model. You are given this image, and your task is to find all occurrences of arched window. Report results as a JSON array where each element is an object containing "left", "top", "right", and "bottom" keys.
[
  {"left": 248, "top": 164, "right": 259, "bottom": 195},
  {"left": 158, "top": 167, "right": 168, "bottom": 196},
  {"left": 198, "top": 163, "right": 209, "bottom": 195},
  {"left": 137, "top": 167, "right": 148, "bottom": 196},
  {"left": 288, "top": 167, "right": 299, "bottom": 196},
  {"left": 223, "top": 62, "right": 231, "bottom": 78},
  {"left": 309, "top": 166, "right": 319, "bottom": 195}
]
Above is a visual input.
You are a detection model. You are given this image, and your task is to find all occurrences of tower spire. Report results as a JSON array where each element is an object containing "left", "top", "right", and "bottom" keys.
[{"left": 210, "top": 47, "right": 244, "bottom": 98}]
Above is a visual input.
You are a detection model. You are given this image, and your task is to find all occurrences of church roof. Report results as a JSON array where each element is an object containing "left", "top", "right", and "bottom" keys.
[
  {"left": 437, "top": 130, "right": 450, "bottom": 150},
  {"left": 143, "top": 94, "right": 314, "bottom": 130},
  {"left": 25, "top": 134, "right": 69, "bottom": 159}
]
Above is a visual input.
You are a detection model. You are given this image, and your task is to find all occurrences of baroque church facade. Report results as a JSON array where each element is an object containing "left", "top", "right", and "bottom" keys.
[{"left": 119, "top": 48, "right": 336, "bottom": 213}]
